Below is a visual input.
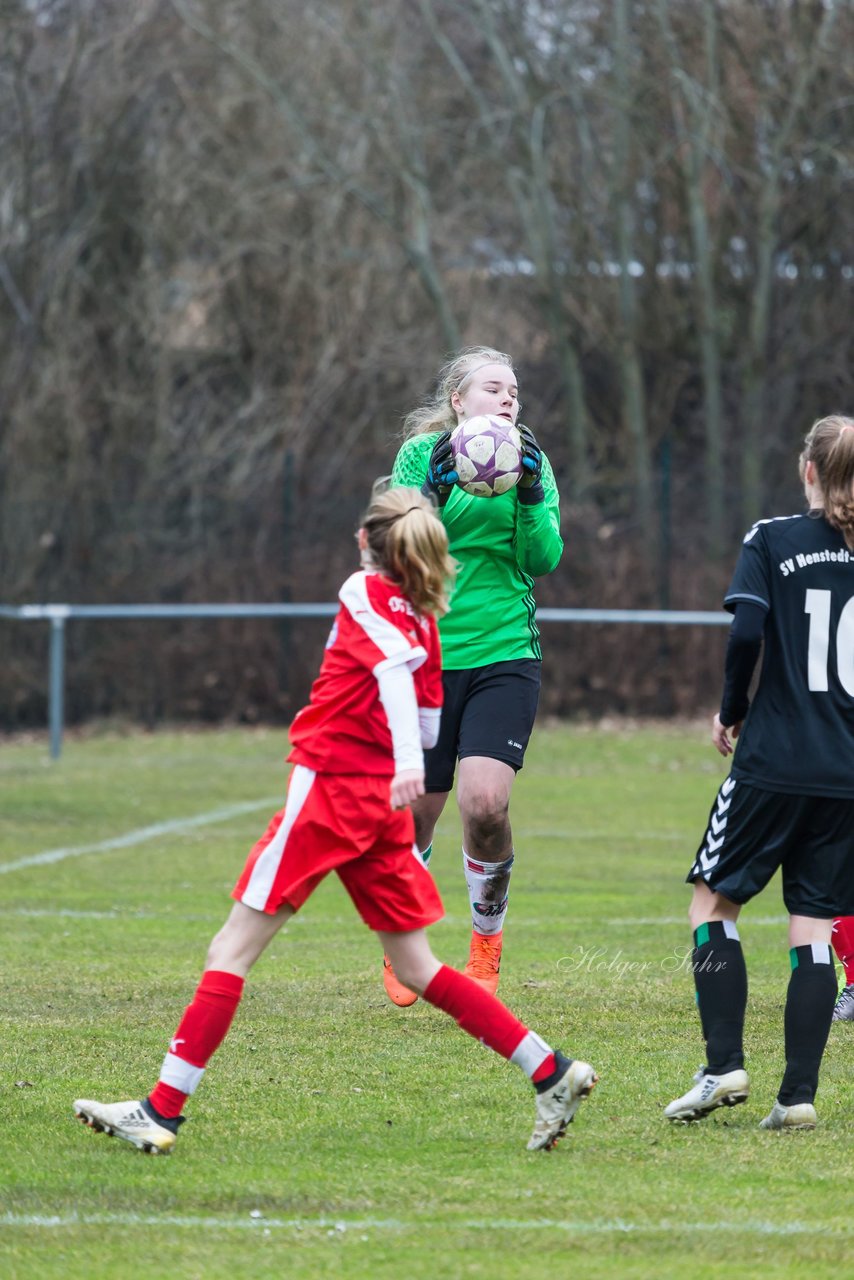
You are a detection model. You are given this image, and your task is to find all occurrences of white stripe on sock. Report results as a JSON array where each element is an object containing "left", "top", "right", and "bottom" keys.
[
  {"left": 810, "top": 942, "right": 833, "bottom": 965},
  {"left": 510, "top": 1030, "right": 552, "bottom": 1078},
  {"left": 723, "top": 920, "right": 740, "bottom": 941},
  {"left": 159, "top": 1052, "right": 205, "bottom": 1095}
]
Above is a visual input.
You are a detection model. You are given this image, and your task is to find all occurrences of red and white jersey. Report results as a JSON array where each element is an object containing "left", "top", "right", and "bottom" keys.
[{"left": 288, "top": 570, "right": 443, "bottom": 776}]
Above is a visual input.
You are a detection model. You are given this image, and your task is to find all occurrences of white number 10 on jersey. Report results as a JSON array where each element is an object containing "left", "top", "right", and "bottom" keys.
[{"left": 805, "top": 588, "right": 854, "bottom": 695}]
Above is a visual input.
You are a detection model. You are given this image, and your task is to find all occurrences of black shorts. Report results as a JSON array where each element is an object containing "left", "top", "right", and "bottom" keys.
[
  {"left": 424, "top": 659, "right": 541, "bottom": 793},
  {"left": 687, "top": 775, "right": 854, "bottom": 917}
]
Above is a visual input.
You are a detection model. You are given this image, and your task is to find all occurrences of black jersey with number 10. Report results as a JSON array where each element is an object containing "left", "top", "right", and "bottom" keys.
[{"left": 724, "top": 511, "right": 854, "bottom": 798}]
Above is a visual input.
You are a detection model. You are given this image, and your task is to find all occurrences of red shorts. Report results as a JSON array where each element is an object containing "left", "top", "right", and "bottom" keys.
[{"left": 232, "top": 765, "right": 444, "bottom": 932}]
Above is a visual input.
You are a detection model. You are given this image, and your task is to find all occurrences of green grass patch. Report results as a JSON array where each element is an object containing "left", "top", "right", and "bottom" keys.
[{"left": 1, "top": 723, "right": 852, "bottom": 1278}]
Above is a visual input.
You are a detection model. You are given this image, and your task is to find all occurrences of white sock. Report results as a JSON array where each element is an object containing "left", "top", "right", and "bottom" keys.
[
  {"left": 463, "top": 849, "right": 514, "bottom": 936},
  {"left": 510, "top": 1029, "right": 553, "bottom": 1078}
]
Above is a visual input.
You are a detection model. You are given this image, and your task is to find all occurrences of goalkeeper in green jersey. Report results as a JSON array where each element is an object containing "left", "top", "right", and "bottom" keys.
[{"left": 382, "top": 346, "right": 563, "bottom": 1006}]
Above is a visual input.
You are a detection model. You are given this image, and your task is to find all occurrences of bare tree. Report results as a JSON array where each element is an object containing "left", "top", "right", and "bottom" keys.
[
  {"left": 610, "top": 0, "right": 653, "bottom": 537},
  {"left": 2, "top": 0, "right": 852, "bottom": 728},
  {"left": 656, "top": 0, "right": 727, "bottom": 557},
  {"left": 418, "top": 0, "right": 592, "bottom": 496},
  {"left": 169, "top": 0, "right": 463, "bottom": 351},
  {"left": 727, "top": 0, "right": 843, "bottom": 522}
]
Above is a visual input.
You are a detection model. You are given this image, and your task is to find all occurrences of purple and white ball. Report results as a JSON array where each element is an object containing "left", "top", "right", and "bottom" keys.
[{"left": 449, "top": 415, "right": 524, "bottom": 497}]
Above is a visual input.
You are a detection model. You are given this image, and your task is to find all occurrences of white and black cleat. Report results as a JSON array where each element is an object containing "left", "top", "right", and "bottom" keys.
[
  {"left": 527, "top": 1054, "right": 598, "bottom": 1151},
  {"left": 74, "top": 1098, "right": 182, "bottom": 1154},
  {"left": 665, "top": 1069, "right": 749, "bottom": 1123}
]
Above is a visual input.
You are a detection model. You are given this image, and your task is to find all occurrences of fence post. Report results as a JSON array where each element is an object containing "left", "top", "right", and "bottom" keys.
[{"left": 49, "top": 614, "right": 66, "bottom": 760}]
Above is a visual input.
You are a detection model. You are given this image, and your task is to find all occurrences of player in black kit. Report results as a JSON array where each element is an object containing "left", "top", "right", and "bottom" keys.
[{"left": 665, "top": 415, "right": 854, "bottom": 1131}]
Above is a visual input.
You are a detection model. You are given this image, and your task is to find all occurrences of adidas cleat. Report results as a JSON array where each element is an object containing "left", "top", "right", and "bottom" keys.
[
  {"left": 74, "top": 1098, "right": 181, "bottom": 1154},
  {"left": 527, "top": 1054, "right": 598, "bottom": 1151},
  {"left": 759, "top": 1100, "right": 817, "bottom": 1131},
  {"left": 664, "top": 1069, "right": 749, "bottom": 1122}
]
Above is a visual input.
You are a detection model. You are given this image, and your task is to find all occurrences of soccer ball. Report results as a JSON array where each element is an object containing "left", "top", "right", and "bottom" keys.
[{"left": 450, "top": 415, "right": 524, "bottom": 497}]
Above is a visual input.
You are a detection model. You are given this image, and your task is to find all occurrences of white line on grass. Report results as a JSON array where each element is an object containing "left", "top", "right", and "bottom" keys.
[
  {"left": 0, "top": 907, "right": 791, "bottom": 927},
  {"left": 1, "top": 907, "right": 156, "bottom": 919},
  {"left": 523, "top": 830, "right": 686, "bottom": 842},
  {"left": 436, "top": 913, "right": 791, "bottom": 928},
  {"left": 0, "top": 1212, "right": 849, "bottom": 1238},
  {"left": 0, "top": 907, "right": 216, "bottom": 920},
  {"left": 0, "top": 798, "right": 281, "bottom": 876},
  {"left": 0, "top": 816, "right": 685, "bottom": 879},
  {"left": 606, "top": 915, "right": 790, "bottom": 927}
]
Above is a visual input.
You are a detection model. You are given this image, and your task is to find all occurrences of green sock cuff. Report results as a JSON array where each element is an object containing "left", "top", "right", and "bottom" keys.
[
  {"left": 421, "top": 842, "right": 433, "bottom": 868},
  {"left": 694, "top": 922, "right": 711, "bottom": 948},
  {"left": 693, "top": 920, "right": 740, "bottom": 949}
]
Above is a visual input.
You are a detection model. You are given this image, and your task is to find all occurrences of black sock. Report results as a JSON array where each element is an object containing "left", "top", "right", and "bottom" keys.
[
  {"left": 778, "top": 944, "right": 837, "bottom": 1106},
  {"left": 692, "top": 921, "right": 747, "bottom": 1075}
]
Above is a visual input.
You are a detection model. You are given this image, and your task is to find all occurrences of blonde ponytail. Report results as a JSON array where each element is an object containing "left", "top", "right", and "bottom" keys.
[
  {"left": 800, "top": 415, "right": 854, "bottom": 549},
  {"left": 361, "top": 484, "right": 456, "bottom": 616}
]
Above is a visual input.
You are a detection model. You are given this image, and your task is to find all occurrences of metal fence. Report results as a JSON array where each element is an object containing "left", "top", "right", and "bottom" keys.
[{"left": 0, "top": 602, "right": 732, "bottom": 759}]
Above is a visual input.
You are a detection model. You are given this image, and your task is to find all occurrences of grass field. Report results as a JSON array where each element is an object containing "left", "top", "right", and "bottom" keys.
[{"left": 1, "top": 721, "right": 852, "bottom": 1279}]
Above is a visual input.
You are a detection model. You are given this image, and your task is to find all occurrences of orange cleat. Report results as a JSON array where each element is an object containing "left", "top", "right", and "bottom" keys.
[
  {"left": 464, "top": 930, "right": 503, "bottom": 995},
  {"left": 383, "top": 955, "right": 418, "bottom": 1007}
]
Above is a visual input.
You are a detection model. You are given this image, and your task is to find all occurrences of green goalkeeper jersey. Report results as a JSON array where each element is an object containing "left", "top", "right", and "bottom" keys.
[{"left": 390, "top": 432, "right": 563, "bottom": 669}]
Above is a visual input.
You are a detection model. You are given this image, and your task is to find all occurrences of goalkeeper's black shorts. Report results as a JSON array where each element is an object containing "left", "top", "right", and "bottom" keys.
[{"left": 424, "top": 659, "right": 541, "bottom": 793}]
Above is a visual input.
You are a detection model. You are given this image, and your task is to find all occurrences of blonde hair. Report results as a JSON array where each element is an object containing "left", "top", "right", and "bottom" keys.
[
  {"left": 361, "top": 483, "right": 456, "bottom": 617},
  {"left": 799, "top": 414, "right": 854, "bottom": 549},
  {"left": 403, "top": 346, "right": 516, "bottom": 438}
]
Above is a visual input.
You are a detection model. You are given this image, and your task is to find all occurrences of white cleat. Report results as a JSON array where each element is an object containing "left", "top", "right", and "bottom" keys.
[
  {"left": 664, "top": 1069, "right": 749, "bottom": 1122},
  {"left": 74, "top": 1098, "right": 179, "bottom": 1154},
  {"left": 759, "top": 1101, "right": 817, "bottom": 1131},
  {"left": 527, "top": 1056, "right": 598, "bottom": 1151}
]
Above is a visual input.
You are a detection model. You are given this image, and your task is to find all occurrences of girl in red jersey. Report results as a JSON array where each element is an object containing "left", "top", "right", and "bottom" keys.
[{"left": 74, "top": 484, "right": 596, "bottom": 1154}]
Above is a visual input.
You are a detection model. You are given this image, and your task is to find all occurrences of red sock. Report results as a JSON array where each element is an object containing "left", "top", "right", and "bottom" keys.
[
  {"left": 149, "top": 969, "right": 245, "bottom": 1118},
  {"left": 148, "top": 1081, "right": 187, "bottom": 1119},
  {"left": 531, "top": 1055, "right": 558, "bottom": 1084},
  {"left": 832, "top": 917, "right": 854, "bottom": 985},
  {"left": 423, "top": 964, "right": 554, "bottom": 1078}
]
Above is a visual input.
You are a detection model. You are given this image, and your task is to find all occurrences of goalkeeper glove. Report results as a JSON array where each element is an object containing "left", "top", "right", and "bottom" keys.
[
  {"left": 421, "top": 430, "right": 459, "bottom": 507},
  {"left": 517, "top": 424, "right": 545, "bottom": 505}
]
